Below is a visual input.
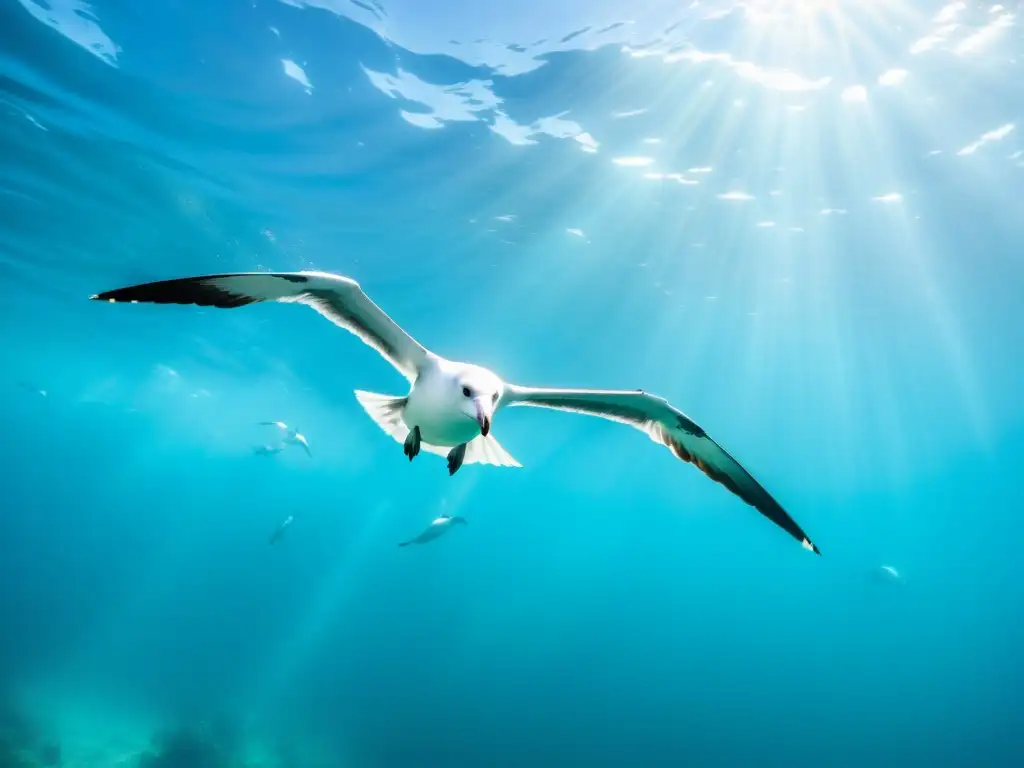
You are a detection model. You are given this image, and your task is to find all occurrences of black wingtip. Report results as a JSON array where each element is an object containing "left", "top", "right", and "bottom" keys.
[
  {"left": 802, "top": 538, "right": 821, "bottom": 556},
  {"left": 91, "top": 291, "right": 131, "bottom": 303},
  {"left": 88, "top": 275, "right": 261, "bottom": 309}
]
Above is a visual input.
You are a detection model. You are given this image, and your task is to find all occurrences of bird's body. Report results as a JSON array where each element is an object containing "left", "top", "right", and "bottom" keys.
[
  {"left": 402, "top": 359, "right": 504, "bottom": 447},
  {"left": 404, "top": 367, "right": 473, "bottom": 447},
  {"left": 353, "top": 356, "right": 518, "bottom": 473},
  {"left": 91, "top": 269, "right": 820, "bottom": 554}
]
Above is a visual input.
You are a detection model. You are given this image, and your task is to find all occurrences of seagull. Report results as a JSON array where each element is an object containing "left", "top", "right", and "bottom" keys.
[
  {"left": 90, "top": 270, "right": 820, "bottom": 554},
  {"left": 259, "top": 421, "right": 311, "bottom": 457},
  {"left": 399, "top": 514, "right": 468, "bottom": 547}
]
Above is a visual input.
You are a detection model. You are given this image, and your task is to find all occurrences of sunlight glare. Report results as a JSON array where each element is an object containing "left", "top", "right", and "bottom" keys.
[
  {"left": 841, "top": 85, "right": 868, "bottom": 102},
  {"left": 742, "top": 0, "right": 891, "bottom": 28}
]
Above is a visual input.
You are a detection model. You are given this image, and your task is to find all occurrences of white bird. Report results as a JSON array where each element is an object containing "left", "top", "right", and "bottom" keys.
[
  {"left": 259, "top": 420, "right": 311, "bottom": 457},
  {"left": 90, "top": 270, "right": 820, "bottom": 554},
  {"left": 398, "top": 514, "right": 468, "bottom": 547}
]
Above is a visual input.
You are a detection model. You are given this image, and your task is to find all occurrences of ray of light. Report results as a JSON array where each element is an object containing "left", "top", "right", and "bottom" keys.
[
  {"left": 242, "top": 477, "right": 482, "bottom": 719},
  {"left": 239, "top": 497, "right": 401, "bottom": 716},
  {"left": 813, "top": 0, "right": 996, "bottom": 455}
]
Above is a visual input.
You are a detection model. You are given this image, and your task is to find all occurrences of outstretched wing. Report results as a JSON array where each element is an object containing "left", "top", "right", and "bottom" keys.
[
  {"left": 91, "top": 271, "right": 430, "bottom": 381},
  {"left": 503, "top": 384, "right": 819, "bottom": 554}
]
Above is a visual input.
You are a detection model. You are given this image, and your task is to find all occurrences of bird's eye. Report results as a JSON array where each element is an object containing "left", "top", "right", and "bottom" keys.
[
  {"left": 492, "top": 392, "right": 499, "bottom": 404},
  {"left": 462, "top": 386, "right": 472, "bottom": 398}
]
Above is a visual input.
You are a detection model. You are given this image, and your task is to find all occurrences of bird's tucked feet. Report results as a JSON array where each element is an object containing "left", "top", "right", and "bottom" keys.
[
  {"left": 404, "top": 426, "right": 421, "bottom": 461},
  {"left": 447, "top": 443, "right": 467, "bottom": 476}
]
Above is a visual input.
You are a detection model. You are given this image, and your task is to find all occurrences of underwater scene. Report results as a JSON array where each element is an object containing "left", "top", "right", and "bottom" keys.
[{"left": 1, "top": 0, "right": 1022, "bottom": 766}]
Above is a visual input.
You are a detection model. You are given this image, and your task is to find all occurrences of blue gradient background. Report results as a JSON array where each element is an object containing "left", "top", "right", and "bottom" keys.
[{"left": 1, "top": 0, "right": 1022, "bottom": 765}]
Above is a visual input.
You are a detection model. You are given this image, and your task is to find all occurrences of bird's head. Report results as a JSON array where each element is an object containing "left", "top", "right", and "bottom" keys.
[{"left": 451, "top": 364, "right": 504, "bottom": 437}]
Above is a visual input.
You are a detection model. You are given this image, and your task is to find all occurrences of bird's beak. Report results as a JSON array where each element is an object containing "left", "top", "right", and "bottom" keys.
[{"left": 474, "top": 398, "right": 492, "bottom": 437}]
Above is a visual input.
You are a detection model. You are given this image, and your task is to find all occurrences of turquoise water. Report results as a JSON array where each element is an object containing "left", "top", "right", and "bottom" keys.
[{"left": 2, "top": 0, "right": 1023, "bottom": 765}]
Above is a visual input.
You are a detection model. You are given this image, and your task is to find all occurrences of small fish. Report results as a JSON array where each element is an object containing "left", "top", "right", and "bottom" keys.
[
  {"left": 398, "top": 514, "right": 468, "bottom": 547},
  {"left": 269, "top": 515, "right": 294, "bottom": 545},
  {"left": 259, "top": 421, "right": 311, "bottom": 457},
  {"left": 253, "top": 443, "right": 286, "bottom": 456},
  {"left": 872, "top": 564, "right": 904, "bottom": 586},
  {"left": 18, "top": 381, "right": 47, "bottom": 398}
]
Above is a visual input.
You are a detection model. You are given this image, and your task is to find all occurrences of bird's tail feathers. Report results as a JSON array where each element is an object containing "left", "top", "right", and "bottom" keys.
[
  {"left": 354, "top": 391, "right": 408, "bottom": 442},
  {"left": 353, "top": 391, "right": 448, "bottom": 457},
  {"left": 464, "top": 433, "right": 522, "bottom": 468}
]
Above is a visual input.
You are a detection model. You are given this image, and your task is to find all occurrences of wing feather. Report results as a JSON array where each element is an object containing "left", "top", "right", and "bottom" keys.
[
  {"left": 91, "top": 271, "right": 429, "bottom": 381},
  {"left": 503, "top": 384, "right": 819, "bottom": 554}
]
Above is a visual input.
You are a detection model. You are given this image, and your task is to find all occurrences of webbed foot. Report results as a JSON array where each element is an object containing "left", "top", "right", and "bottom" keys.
[
  {"left": 404, "top": 426, "right": 421, "bottom": 461},
  {"left": 447, "top": 443, "right": 467, "bottom": 476}
]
